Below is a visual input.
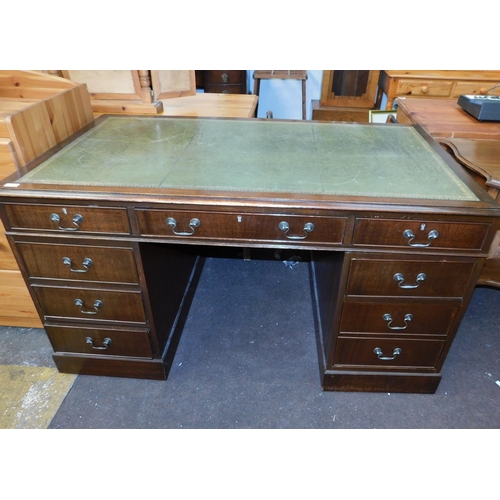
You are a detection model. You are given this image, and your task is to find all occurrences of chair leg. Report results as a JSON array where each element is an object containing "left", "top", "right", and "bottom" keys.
[{"left": 302, "top": 79, "right": 307, "bottom": 119}]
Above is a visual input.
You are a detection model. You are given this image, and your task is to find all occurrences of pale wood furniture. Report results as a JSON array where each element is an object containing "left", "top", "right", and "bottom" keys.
[
  {"left": 253, "top": 71, "right": 307, "bottom": 119},
  {"left": 0, "top": 70, "right": 95, "bottom": 328},
  {"left": 158, "top": 93, "right": 257, "bottom": 118},
  {"left": 377, "top": 70, "right": 500, "bottom": 110},
  {"left": 54, "top": 71, "right": 196, "bottom": 115},
  {"left": 1, "top": 116, "right": 499, "bottom": 394},
  {"left": 312, "top": 70, "right": 380, "bottom": 123}
]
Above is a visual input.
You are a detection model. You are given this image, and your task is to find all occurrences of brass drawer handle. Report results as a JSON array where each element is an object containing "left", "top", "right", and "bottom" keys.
[
  {"left": 75, "top": 298, "right": 102, "bottom": 314},
  {"left": 85, "top": 336, "right": 112, "bottom": 350},
  {"left": 393, "top": 272, "right": 426, "bottom": 289},
  {"left": 374, "top": 347, "right": 402, "bottom": 361},
  {"left": 221, "top": 73, "right": 229, "bottom": 83},
  {"left": 166, "top": 217, "right": 201, "bottom": 236},
  {"left": 403, "top": 228, "right": 439, "bottom": 247},
  {"left": 50, "top": 213, "right": 84, "bottom": 231},
  {"left": 279, "top": 221, "right": 314, "bottom": 240},
  {"left": 383, "top": 313, "right": 413, "bottom": 330},
  {"left": 62, "top": 257, "right": 93, "bottom": 273}
]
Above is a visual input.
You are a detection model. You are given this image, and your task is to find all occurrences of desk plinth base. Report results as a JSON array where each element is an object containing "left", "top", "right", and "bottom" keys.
[
  {"left": 52, "top": 353, "right": 168, "bottom": 380},
  {"left": 322, "top": 370, "right": 441, "bottom": 394}
]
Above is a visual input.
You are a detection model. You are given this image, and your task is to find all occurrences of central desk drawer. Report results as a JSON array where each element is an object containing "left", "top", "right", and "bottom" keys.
[
  {"left": 333, "top": 337, "right": 445, "bottom": 369},
  {"left": 32, "top": 285, "right": 147, "bottom": 324},
  {"left": 45, "top": 325, "right": 153, "bottom": 358},
  {"left": 4, "top": 204, "right": 130, "bottom": 234},
  {"left": 353, "top": 219, "right": 489, "bottom": 251},
  {"left": 346, "top": 258, "right": 476, "bottom": 298},
  {"left": 16, "top": 242, "right": 139, "bottom": 284},
  {"left": 136, "top": 209, "right": 347, "bottom": 244},
  {"left": 340, "top": 301, "right": 460, "bottom": 336}
]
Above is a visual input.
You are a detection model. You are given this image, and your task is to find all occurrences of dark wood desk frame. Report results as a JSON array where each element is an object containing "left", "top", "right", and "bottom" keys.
[{"left": 1, "top": 116, "right": 499, "bottom": 394}]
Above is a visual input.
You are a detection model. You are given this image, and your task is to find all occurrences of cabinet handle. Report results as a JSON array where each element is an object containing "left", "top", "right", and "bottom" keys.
[
  {"left": 374, "top": 347, "right": 402, "bottom": 361},
  {"left": 50, "top": 213, "right": 84, "bottom": 231},
  {"left": 278, "top": 221, "right": 314, "bottom": 240},
  {"left": 421, "top": 85, "right": 429, "bottom": 94},
  {"left": 62, "top": 257, "right": 93, "bottom": 273},
  {"left": 403, "top": 228, "right": 439, "bottom": 247},
  {"left": 221, "top": 73, "right": 229, "bottom": 83},
  {"left": 85, "top": 337, "right": 112, "bottom": 350},
  {"left": 393, "top": 272, "right": 426, "bottom": 289},
  {"left": 75, "top": 298, "right": 102, "bottom": 314},
  {"left": 383, "top": 313, "right": 413, "bottom": 330},
  {"left": 166, "top": 217, "right": 201, "bottom": 236}
]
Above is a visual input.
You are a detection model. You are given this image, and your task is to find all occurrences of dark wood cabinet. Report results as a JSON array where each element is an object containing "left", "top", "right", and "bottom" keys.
[{"left": 196, "top": 71, "right": 247, "bottom": 94}]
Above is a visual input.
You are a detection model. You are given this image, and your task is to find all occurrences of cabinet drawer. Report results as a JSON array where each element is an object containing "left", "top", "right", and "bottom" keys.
[
  {"left": 333, "top": 337, "right": 445, "bottom": 368},
  {"left": 137, "top": 209, "right": 347, "bottom": 245},
  {"left": 46, "top": 325, "right": 153, "bottom": 358},
  {"left": 205, "top": 84, "right": 244, "bottom": 94},
  {"left": 205, "top": 71, "right": 244, "bottom": 85},
  {"left": 340, "top": 301, "right": 459, "bottom": 336},
  {"left": 4, "top": 204, "right": 130, "bottom": 234},
  {"left": 452, "top": 81, "right": 492, "bottom": 98},
  {"left": 347, "top": 258, "right": 476, "bottom": 298},
  {"left": 32, "top": 285, "right": 147, "bottom": 324},
  {"left": 395, "top": 79, "right": 453, "bottom": 97},
  {"left": 353, "top": 219, "right": 489, "bottom": 251},
  {"left": 17, "top": 242, "right": 139, "bottom": 284}
]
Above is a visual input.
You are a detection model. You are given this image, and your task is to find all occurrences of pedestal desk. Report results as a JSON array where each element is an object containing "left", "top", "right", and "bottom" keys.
[{"left": 1, "top": 116, "right": 499, "bottom": 393}]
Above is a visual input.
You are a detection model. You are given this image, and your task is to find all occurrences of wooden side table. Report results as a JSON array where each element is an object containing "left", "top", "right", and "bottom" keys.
[
  {"left": 377, "top": 71, "right": 500, "bottom": 110},
  {"left": 395, "top": 98, "right": 500, "bottom": 140},
  {"left": 396, "top": 97, "right": 500, "bottom": 288}
]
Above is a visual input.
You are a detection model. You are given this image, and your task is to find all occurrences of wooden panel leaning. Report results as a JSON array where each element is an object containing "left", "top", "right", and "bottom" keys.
[
  {"left": 0, "top": 70, "right": 95, "bottom": 328},
  {"left": 5, "top": 84, "right": 94, "bottom": 166}
]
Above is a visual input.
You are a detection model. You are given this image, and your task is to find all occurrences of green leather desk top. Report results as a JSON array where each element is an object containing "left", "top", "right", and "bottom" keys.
[{"left": 17, "top": 116, "right": 477, "bottom": 201}]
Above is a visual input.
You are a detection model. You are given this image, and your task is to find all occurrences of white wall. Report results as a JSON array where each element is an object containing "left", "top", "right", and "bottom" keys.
[{"left": 247, "top": 70, "right": 323, "bottom": 120}]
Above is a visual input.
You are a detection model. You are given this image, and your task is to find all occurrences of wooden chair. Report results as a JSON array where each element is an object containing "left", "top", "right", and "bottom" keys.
[{"left": 253, "top": 70, "right": 307, "bottom": 119}]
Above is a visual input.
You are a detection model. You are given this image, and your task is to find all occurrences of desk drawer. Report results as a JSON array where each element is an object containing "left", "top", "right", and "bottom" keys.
[
  {"left": 340, "top": 301, "right": 459, "bottom": 336},
  {"left": 32, "top": 285, "right": 147, "bottom": 324},
  {"left": 4, "top": 204, "right": 130, "bottom": 234},
  {"left": 395, "top": 79, "right": 453, "bottom": 97},
  {"left": 137, "top": 209, "right": 347, "bottom": 245},
  {"left": 16, "top": 242, "right": 139, "bottom": 284},
  {"left": 353, "top": 219, "right": 489, "bottom": 251},
  {"left": 46, "top": 325, "right": 153, "bottom": 358},
  {"left": 346, "top": 258, "right": 476, "bottom": 298},
  {"left": 333, "top": 337, "right": 445, "bottom": 369}
]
